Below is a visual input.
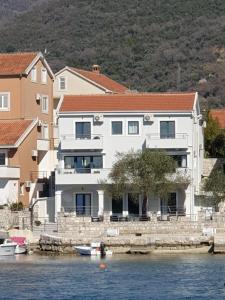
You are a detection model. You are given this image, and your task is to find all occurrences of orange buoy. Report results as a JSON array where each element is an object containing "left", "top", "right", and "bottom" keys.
[{"left": 99, "top": 263, "right": 107, "bottom": 270}]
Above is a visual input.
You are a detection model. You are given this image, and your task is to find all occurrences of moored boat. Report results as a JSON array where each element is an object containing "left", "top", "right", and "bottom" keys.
[
  {"left": 9, "top": 237, "right": 27, "bottom": 254},
  {"left": 0, "top": 240, "right": 17, "bottom": 256},
  {"left": 74, "top": 242, "right": 112, "bottom": 256}
]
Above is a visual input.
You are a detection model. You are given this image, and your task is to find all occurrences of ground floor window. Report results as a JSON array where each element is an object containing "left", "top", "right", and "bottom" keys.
[{"left": 75, "top": 193, "right": 91, "bottom": 215}]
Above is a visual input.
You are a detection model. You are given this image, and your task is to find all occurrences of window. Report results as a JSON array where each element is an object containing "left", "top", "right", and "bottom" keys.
[
  {"left": 41, "top": 68, "right": 47, "bottom": 84},
  {"left": 112, "top": 121, "right": 123, "bottom": 135},
  {"left": 0, "top": 93, "right": 10, "bottom": 111},
  {"left": 31, "top": 67, "right": 37, "bottom": 82},
  {"left": 172, "top": 155, "right": 187, "bottom": 168},
  {"left": 42, "top": 124, "right": 49, "bottom": 139},
  {"left": 64, "top": 155, "right": 103, "bottom": 172},
  {"left": 59, "top": 77, "right": 66, "bottom": 90},
  {"left": 42, "top": 96, "right": 49, "bottom": 113},
  {"left": 160, "top": 121, "right": 175, "bottom": 139},
  {"left": 128, "top": 121, "right": 139, "bottom": 135},
  {"left": 75, "top": 122, "right": 91, "bottom": 139},
  {"left": 0, "top": 153, "right": 6, "bottom": 165}
]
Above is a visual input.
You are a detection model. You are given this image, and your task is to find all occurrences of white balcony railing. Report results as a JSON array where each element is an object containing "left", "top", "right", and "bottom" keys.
[
  {"left": 0, "top": 166, "right": 20, "bottom": 179},
  {"left": 146, "top": 133, "right": 188, "bottom": 149},
  {"left": 55, "top": 168, "right": 110, "bottom": 185},
  {"left": 166, "top": 168, "right": 191, "bottom": 183},
  {"left": 60, "top": 134, "right": 103, "bottom": 150},
  {"left": 37, "top": 139, "right": 50, "bottom": 151}
]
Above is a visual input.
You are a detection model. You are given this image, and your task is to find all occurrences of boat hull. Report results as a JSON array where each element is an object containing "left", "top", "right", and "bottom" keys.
[
  {"left": 74, "top": 246, "right": 112, "bottom": 256},
  {"left": 0, "top": 244, "right": 16, "bottom": 256}
]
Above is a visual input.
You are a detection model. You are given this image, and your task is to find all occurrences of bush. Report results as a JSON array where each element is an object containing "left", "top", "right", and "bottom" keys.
[{"left": 10, "top": 202, "right": 24, "bottom": 211}]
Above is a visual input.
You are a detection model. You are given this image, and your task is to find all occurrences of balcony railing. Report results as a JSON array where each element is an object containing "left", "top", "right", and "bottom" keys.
[
  {"left": 60, "top": 134, "right": 103, "bottom": 150},
  {"left": 146, "top": 133, "right": 188, "bottom": 149},
  {"left": 0, "top": 165, "right": 20, "bottom": 179},
  {"left": 55, "top": 168, "right": 110, "bottom": 185}
]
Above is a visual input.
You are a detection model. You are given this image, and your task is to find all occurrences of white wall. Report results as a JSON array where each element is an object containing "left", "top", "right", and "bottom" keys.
[{"left": 0, "top": 179, "right": 18, "bottom": 205}]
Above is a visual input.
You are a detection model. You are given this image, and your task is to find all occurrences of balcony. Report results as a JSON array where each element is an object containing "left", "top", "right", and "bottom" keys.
[
  {"left": 146, "top": 133, "right": 188, "bottom": 149},
  {"left": 37, "top": 139, "right": 49, "bottom": 151},
  {"left": 166, "top": 168, "right": 191, "bottom": 183},
  {"left": 55, "top": 168, "right": 110, "bottom": 185},
  {"left": 60, "top": 134, "right": 103, "bottom": 151},
  {"left": 0, "top": 166, "right": 20, "bottom": 179}
]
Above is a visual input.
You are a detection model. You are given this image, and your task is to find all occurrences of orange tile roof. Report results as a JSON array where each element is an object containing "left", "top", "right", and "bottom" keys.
[
  {"left": 60, "top": 93, "right": 196, "bottom": 112},
  {"left": 0, "top": 52, "right": 37, "bottom": 75},
  {"left": 0, "top": 119, "right": 33, "bottom": 145},
  {"left": 210, "top": 109, "right": 225, "bottom": 128},
  {"left": 70, "top": 67, "right": 128, "bottom": 93}
]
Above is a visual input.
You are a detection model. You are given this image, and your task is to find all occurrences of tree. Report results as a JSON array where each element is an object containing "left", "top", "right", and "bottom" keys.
[
  {"left": 204, "top": 167, "right": 225, "bottom": 208},
  {"left": 104, "top": 150, "right": 185, "bottom": 216},
  {"left": 204, "top": 112, "right": 225, "bottom": 157}
]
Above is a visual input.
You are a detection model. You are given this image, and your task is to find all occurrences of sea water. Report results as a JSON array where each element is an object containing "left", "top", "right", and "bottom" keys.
[{"left": 0, "top": 254, "right": 225, "bottom": 299}]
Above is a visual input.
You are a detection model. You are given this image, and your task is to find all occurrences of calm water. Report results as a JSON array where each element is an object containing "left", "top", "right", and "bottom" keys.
[{"left": 0, "top": 254, "right": 225, "bottom": 299}]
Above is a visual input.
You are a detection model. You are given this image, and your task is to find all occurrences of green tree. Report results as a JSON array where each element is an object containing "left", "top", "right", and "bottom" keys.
[
  {"left": 204, "top": 167, "right": 225, "bottom": 208},
  {"left": 204, "top": 112, "right": 225, "bottom": 157},
  {"left": 105, "top": 150, "right": 187, "bottom": 216}
]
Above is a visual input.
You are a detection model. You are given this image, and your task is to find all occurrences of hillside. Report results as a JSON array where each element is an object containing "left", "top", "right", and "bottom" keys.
[{"left": 1, "top": 0, "right": 225, "bottom": 109}]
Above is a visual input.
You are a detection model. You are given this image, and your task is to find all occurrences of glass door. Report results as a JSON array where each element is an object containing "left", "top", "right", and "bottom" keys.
[
  {"left": 76, "top": 194, "right": 91, "bottom": 215},
  {"left": 75, "top": 122, "right": 91, "bottom": 139}
]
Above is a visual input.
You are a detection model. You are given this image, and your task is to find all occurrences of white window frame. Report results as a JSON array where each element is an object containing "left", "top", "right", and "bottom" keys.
[
  {"left": 31, "top": 67, "right": 37, "bottom": 82},
  {"left": 0, "top": 150, "right": 7, "bottom": 166},
  {"left": 111, "top": 120, "right": 123, "bottom": 136},
  {"left": 127, "top": 120, "right": 140, "bottom": 136},
  {"left": 158, "top": 118, "right": 177, "bottom": 139},
  {"left": 0, "top": 92, "right": 10, "bottom": 111},
  {"left": 41, "top": 68, "right": 47, "bottom": 84},
  {"left": 58, "top": 76, "right": 66, "bottom": 91},
  {"left": 42, "top": 124, "right": 49, "bottom": 140},
  {"left": 41, "top": 95, "right": 49, "bottom": 114}
]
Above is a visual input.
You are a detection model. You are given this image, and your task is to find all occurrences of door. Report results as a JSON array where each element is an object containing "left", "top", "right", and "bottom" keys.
[
  {"left": 161, "top": 193, "right": 177, "bottom": 215},
  {"left": 76, "top": 194, "right": 91, "bottom": 215},
  {"left": 75, "top": 122, "right": 91, "bottom": 139},
  {"left": 112, "top": 196, "right": 123, "bottom": 215},
  {"left": 128, "top": 193, "right": 139, "bottom": 216}
]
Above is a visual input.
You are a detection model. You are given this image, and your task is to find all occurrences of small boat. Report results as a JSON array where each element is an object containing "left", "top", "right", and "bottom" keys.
[
  {"left": 9, "top": 237, "right": 27, "bottom": 255},
  {"left": 0, "top": 239, "right": 17, "bottom": 256},
  {"left": 74, "top": 242, "right": 113, "bottom": 256}
]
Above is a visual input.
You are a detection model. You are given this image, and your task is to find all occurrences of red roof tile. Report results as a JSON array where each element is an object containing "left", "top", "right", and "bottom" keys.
[
  {"left": 0, "top": 52, "right": 37, "bottom": 75},
  {"left": 210, "top": 109, "right": 225, "bottom": 128},
  {"left": 70, "top": 67, "right": 128, "bottom": 93},
  {"left": 0, "top": 119, "right": 33, "bottom": 145},
  {"left": 60, "top": 93, "right": 196, "bottom": 112}
]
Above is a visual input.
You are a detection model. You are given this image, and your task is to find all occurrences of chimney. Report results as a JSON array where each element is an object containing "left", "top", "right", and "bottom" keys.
[{"left": 92, "top": 64, "right": 101, "bottom": 74}]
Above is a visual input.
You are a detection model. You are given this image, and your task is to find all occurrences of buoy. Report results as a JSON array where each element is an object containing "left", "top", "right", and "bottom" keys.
[{"left": 99, "top": 263, "right": 107, "bottom": 270}]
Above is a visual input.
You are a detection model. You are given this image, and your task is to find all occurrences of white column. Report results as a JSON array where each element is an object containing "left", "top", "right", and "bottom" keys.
[
  {"left": 123, "top": 193, "right": 128, "bottom": 216},
  {"left": 139, "top": 194, "right": 143, "bottom": 216},
  {"left": 55, "top": 190, "right": 62, "bottom": 219},
  {"left": 97, "top": 190, "right": 104, "bottom": 217}
]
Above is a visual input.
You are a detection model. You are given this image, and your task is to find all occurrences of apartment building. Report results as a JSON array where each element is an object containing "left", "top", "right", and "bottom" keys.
[
  {"left": 55, "top": 92, "right": 204, "bottom": 220},
  {"left": 0, "top": 52, "right": 54, "bottom": 206}
]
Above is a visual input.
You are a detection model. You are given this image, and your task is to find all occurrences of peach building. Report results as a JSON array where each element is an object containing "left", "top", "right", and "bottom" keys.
[{"left": 0, "top": 52, "right": 55, "bottom": 206}]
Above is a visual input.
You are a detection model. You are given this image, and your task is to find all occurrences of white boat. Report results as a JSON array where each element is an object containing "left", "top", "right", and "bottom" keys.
[
  {"left": 10, "top": 237, "right": 27, "bottom": 255},
  {"left": 0, "top": 240, "right": 17, "bottom": 256},
  {"left": 74, "top": 242, "right": 112, "bottom": 256}
]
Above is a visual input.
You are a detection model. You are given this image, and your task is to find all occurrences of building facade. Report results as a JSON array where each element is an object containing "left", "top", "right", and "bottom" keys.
[
  {"left": 0, "top": 52, "right": 55, "bottom": 206},
  {"left": 55, "top": 92, "right": 204, "bottom": 220}
]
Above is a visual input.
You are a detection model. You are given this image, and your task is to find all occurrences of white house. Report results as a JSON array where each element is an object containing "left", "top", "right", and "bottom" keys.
[{"left": 55, "top": 92, "right": 204, "bottom": 220}]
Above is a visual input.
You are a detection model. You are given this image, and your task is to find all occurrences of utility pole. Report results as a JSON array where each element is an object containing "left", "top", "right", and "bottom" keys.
[{"left": 177, "top": 62, "right": 181, "bottom": 91}]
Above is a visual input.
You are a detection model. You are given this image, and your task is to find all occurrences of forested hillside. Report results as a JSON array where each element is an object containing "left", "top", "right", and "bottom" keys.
[{"left": 1, "top": 0, "right": 225, "bottom": 109}]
